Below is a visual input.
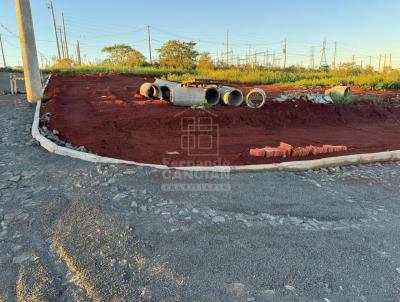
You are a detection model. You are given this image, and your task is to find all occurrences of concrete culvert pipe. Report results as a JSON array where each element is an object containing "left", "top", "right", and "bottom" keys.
[
  {"left": 205, "top": 87, "right": 220, "bottom": 106},
  {"left": 218, "top": 86, "right": 244, "bottom": 106},
  {"left": 171, "top": 87, "right": 207, "bottom": 106},
  {"left": 154, "top": 78, "right": 179, "bottom": 100},
  {"left": 325, "top": 86, "right": 352, "bottom": 98},
  {"left": 139, "top": 83, "right": 160, "bottom": 99},
  {"left": 246, "top": 88, "right": 267, "bottom": 109}
]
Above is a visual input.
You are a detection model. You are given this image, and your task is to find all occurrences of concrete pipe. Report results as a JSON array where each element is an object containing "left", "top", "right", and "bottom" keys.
[
  {"left": 246, "top": 88, "right": 267, "bottom": 108},
  {"left": 154, "top": 78, "right": 179, "bottom": 100},
  {"left": 325, "top": 86, "right": 351, "bottom": 98},
  {"left": 204, "top": 86, "right": 220, "bottom": 106},
  {"left": 139, "top": 82, "right": 160, "bottom": 99},
  {"left": 171, "top": 87, "right": 206, "bottom": 107},
  {"left": 218, "top": 86, "right": 244, "bottom": 106},
  {"left": 171, "top": 86, "right": 220, "bottom": 107}
]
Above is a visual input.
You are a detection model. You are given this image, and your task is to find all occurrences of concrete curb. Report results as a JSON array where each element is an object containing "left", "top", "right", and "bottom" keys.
[{"left": 32, "top": 76, "right": 400, "bottom": 173}]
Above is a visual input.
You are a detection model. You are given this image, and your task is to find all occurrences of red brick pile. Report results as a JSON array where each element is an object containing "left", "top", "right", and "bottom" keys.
[{"left": 249, "top": 142, "right": 348, "bottom": 158}]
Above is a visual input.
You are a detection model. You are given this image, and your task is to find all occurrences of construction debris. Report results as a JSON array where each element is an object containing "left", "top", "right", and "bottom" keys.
[
  {"left": 249, "top": 142, "right": 348, "bottom": 158},
  {"left": 274, "top": 93, "right": 334, "bottom": 104}
]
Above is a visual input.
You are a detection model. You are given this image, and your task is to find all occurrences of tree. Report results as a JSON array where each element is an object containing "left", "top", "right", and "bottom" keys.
[
  {"left": 101, "top": 44, "right": 145, "bottom": 67},
  {"left": 197, "top": 52, "right": 214, "bottom": 70},
  {"left": 52, "top": 58, "right": 73, "bottom": 68},
  {"left": 157, "top": 40, "right": 198, "bottom": 69}
]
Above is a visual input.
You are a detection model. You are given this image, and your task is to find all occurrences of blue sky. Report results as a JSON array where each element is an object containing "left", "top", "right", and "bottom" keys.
[{"left": 1, "top": 0, "right": 399, "bottom": 68}]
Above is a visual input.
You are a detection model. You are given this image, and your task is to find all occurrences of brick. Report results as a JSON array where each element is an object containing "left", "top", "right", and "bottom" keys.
[
  {"left": 278, "top": 142, "right": 293, "bottom": 158},
  {"left": 323, "top": 145, "right": 334, "bottom": 153},
  {"left": 263, "top": 147, "right": 279, "bottom": 158},
  {"left": 249, "top": 148, "right": 266, "bottom": 157}
]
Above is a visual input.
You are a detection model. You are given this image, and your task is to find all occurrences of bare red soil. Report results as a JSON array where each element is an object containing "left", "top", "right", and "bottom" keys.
[{"left": 41, "top": 74, "right": 400, "bottom": 166}]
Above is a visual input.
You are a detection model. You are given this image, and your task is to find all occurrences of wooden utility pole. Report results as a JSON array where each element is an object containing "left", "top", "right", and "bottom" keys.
[
  {"left": 15, "top": 0, "right": 42, "bottom": 102},
  {"left": 226, "top": 29, "right": 229, "bottom": 66},
  {"left": 389, "top": 54, "right": 392, "bottom": 67},
  {"left": 352, "top": 55, "right": 355, "bottom": 64},
  {"left": 76, "top": 40, "right": 81, "bottom": 65},
  {"left": 48, "top": 1, "right": 61, "bottom": 60},
  {"left": 332, "top": 41, "right": 337, "bottom": 69},
  {"left": 147, "top": 25, "right": 152, "bottom": 64},
  {"left": 282, "top": 39, "right": 287, "bottom": 68},
  {"left": 61, "top": 13, "right": 69, "bottom": 58},
  {"left": 0, "top": 34, "right": 6, "bottom": 67}
]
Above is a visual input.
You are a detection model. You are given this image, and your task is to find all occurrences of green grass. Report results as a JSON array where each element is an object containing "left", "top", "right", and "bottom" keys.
[
  {"left": 42, "top": 65, "right": 192, "bottom": 77},
  {"left": 42, "top": 65, "right": 400, "bottom": 90}
]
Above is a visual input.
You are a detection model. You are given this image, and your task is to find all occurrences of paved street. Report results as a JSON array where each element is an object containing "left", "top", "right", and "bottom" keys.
[{"left": 0, "top": 72, "right": 399, "bottom": 301}]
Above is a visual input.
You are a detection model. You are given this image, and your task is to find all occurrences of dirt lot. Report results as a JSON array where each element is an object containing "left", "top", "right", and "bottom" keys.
[{"left": 41, "top": 74, "right": 400, "bottom": 166}]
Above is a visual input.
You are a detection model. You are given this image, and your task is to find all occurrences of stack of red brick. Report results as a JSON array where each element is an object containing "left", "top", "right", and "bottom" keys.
[{"left": 249, "top": 142, "right": 348, "bottom": 158}]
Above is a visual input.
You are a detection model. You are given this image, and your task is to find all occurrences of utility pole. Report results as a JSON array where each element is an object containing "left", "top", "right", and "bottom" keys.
[
  {"left": 58, "top": 26, "right": 65, "bottom": 58},
  {"left": 378, "top": 55, "right": 382, "bottom": 72},
  {"left": 61, "top": 13, "right": 69, "bottom": 58},
  {"left": 76, "top": 40, "right": 81, "bottom": 65},
  {"left": 310, "top": 46, "right": 315, "bottom": 69},
  {"left": 389, "top": 54, "right": 392, "bottom": 68},
  {"left": 272, "top": 51, "right": 276, "bottom": 68},
  {"left": 147, "top": 25, "right": 152, "bottom": 64},
  {"left": 352, "top": 55, "right": 355, "bottom": 64},
  {"left": 226, "top": 29, "right": 229, "bottom": 66},
  {"left": 319, "top": 39, "right": 327, "bottom": 68},
  {"left": 0, "top": 34, "right": 6, "bottom": 67},
  {"left": 282, "top": 39, "right": 287, "bottom": 68},
  {"left": 47, "top": 1, "right": 61, "bottom": 60},
  {"left": 383, "top": 54, "right": 387, "bottom": 70},
  {"left": 332, "top": 41, "right": 337, "bottom": 69},
  {"left": 15, "top": 0, "right": 42, "bottom": 102}
]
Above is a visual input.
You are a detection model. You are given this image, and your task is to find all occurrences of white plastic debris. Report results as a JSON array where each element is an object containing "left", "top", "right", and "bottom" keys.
[{"left": 273, "top": 93, "right": 333, "bottom": 104}]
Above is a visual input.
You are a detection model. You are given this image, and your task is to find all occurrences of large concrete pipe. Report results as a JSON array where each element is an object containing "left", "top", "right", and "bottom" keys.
[
  {"left": 171, "top": 87, "right": 206, "bottom": 106},
  {"left": 325, "top": 86, "right": 352, "bottom": 98},
  {"left": 246, "top": 88, "right": 267, "bottom": 108},
  {"left": 154, "top": 78, "right": 179, "bottom": 100},
  {"left": 218, "top": 86, "right": 244, "bottom": 106},
  {"left": 139, "top": 82, "right": 160, "bottom": 99},
  {"left": 204, "top": 86, "right": 220, "bottom": 106},
  {"left": 171, "top": 86, "right": 221, "bottom": 107}
]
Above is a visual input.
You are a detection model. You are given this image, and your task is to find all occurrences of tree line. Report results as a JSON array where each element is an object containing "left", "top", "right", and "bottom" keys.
[{"left": 100, "top": 40, "right": 210, "bottom": 70}]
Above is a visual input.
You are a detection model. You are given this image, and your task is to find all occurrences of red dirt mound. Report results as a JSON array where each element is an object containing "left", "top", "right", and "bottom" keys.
[{"left": 41, "top": 73, "right": 400, "bottom": 166}]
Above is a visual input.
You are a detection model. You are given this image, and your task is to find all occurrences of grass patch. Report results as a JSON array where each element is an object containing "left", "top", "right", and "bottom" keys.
[{"left": 42, "top": 65, "right": 400, "bottom": 90}]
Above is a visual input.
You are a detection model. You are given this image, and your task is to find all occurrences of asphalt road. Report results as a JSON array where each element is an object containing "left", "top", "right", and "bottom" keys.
[{"left": 0, "top": 72, "right": 399, "bottom": 301}]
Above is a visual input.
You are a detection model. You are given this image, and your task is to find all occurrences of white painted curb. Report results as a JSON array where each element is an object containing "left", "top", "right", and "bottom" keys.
[{"left": 32, "top": 75, "right": 400, "bottom": 172}]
